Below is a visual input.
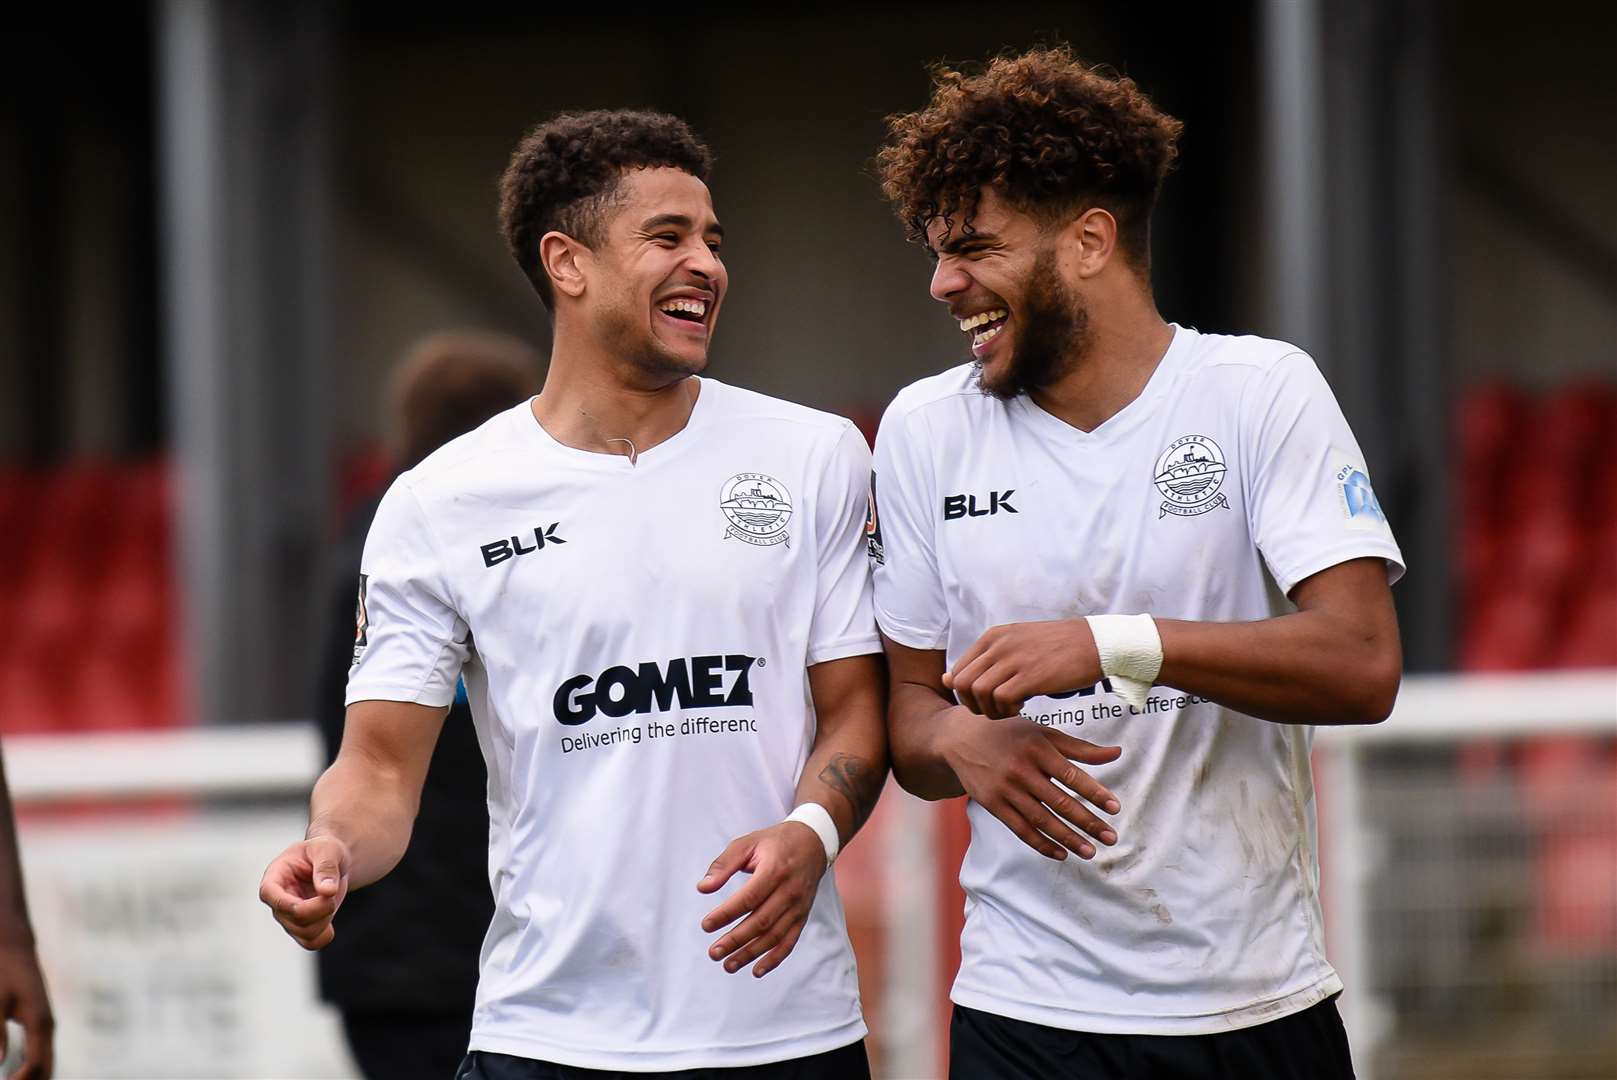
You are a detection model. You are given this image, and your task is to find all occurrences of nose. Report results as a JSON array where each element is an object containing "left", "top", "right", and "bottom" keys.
[
  {"left": 685, "top": 240, "right": 723, "bottom": 284},
  {"left": 930, "top": 257, "right": 968, "bottom": 303}
]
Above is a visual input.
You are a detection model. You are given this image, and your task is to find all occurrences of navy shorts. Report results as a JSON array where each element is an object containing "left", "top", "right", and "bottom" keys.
[
  {"left": 455, "top": 1039, "right": 870, "bottom": 1080},
  {"left": 950, "top": 995, "right": 1355, "bottom": 1079}
]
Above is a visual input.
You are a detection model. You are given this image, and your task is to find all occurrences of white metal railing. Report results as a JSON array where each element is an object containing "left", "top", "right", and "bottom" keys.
[
  {"left": 1314, "top": 669, "right": 1617, "bottom": 1080},
  {"left": 4, "top": 721, "right": 325, "bottom": 801}
]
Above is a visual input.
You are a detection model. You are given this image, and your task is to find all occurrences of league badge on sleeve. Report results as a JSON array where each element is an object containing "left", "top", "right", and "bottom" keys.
[
  {"left": 866, "top": 472, "right": 885, "bottom": 564},
  {"left": 1153, "top": 435, "right": 1229, "bottom": 518},
  {"left": 352, "top": 573, "right": 369, "bottom": 667},
  {"left": 1336, "top": 458, "right": 1388, "bottom": 527},
  {"left": 720, "top": 473, "right": 793, "bottom": 547}
]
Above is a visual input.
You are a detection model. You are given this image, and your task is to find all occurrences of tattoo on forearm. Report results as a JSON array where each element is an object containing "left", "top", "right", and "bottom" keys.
[{"left": 817, "top": 753, "right": 884, "bottom": 833}]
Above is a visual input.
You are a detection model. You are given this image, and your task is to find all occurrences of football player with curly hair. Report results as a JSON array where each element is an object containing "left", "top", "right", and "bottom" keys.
[{"left": 874, "top": 46, "right": 1404, "bottom": 1079}]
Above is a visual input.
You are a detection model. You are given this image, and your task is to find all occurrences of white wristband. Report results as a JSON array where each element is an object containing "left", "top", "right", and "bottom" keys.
[
  {"left": 1086, "top": 613, "right": 1163, "bottom": 710},
  {"left": 785, "top": 802, "right": 841, "bottom": 868}
]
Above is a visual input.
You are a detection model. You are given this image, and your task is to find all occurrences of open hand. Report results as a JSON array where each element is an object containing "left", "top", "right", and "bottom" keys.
[
  {"left": 697, "top": 822, "right": 828, "bottom": 978},
  {"left": 941, "top": 706, "right": 1122, "bottom": 861}
]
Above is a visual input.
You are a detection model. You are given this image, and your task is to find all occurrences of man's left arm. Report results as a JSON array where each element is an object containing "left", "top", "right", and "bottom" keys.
[
  {"left": 945, "top": 556, "right": 1401, "bottom": 726},
  {"left": 698, "top": 655, "right": 888, "bottom": 977},
  {"left": 947, "top": 353, "right": 1403, "bottom": 727},
  {"left": 796, "top": 655, "right": 891, "bottom": 841},
  {"left": 699, "top": 421, "right": 889, "bottom": 977},
  {"left": 1155, "top": 557, "right": 1400, "bottom": 723}
]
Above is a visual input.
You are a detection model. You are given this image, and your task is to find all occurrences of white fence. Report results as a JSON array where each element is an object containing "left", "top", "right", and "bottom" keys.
[
  {"left": 1315, "top": 671, "right": 1617, "bottom": 1080},
  {"left": 6, "top": 723, "right": 354, "bottom": 1078}
]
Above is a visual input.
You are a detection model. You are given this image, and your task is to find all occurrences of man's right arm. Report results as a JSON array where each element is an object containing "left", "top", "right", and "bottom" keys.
[
  {"left": 884, "top": 634, "right": 1124, "bottom": 862},
  {"left": 885, "top": 635, "right": 968, "bottom": 799},
  {"left": 872, "top": 399, "right": 1120, "bottom": 861},
  {"left": 258, "top": 699, "right": 447, "bottom": 950}
]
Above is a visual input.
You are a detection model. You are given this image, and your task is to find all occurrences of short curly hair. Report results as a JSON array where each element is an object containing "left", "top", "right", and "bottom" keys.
[
  {"left": 498, "top": 109, "right": 712, "bottom": 309},
  {"left": 877, "top": 45, "right": 1183, "bottom": 268}
]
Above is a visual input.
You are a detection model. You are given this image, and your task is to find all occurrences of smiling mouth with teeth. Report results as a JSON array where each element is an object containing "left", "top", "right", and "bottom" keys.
[
  {"left": 958, "top": 308, "right": 1009, "bottom": 348},
  {"left": 658, "top": 297, "right": 709, "bottom": 324}
]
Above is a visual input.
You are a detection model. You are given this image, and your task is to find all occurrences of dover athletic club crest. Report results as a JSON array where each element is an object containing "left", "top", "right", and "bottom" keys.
[
  {"left": 1153, "top": 435, "right": 1230, "bottom": 518},
  {"left": 720, "top": 473, "right": 793, "bottom": 546}
]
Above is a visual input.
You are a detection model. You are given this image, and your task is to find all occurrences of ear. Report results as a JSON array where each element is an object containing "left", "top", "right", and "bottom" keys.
[
  {"left": 1067, "top": 207, "right": 1118, "bottom": 280},
  {"left": 539, "top": 231, "right": 589, "bottom": 300}
]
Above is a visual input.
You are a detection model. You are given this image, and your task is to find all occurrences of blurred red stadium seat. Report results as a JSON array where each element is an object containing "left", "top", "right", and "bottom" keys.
[
  {"left": 30, "top": 460, "right": 124, "bottom": 574},
  {"left": 1457, "top": 384, "right": 1527, "bottom": 525},
  {"left": 1495, "top": 512, "right": 1585, "bottom": 592},
  {"left": 1499, "top": 458, "right": 1579, "bottom": 523},
  {"left": 1536, "top": 382, "right": 1614, "bottom": 475},
  {"left": 1456, "top": 383, "right": 1526, "bottom": 467},
  {"left": 1, "top": 458, "right": 185, "bottom": 732},
  {"left": 1560, "top": 588, "right": 1617, "bottom": 669},
  {"left": 0, "top": 666, "right": 70, "bottom": 735},
  {"left": 1592, "top": 456, "right": 1617, "bottom": 527},
  {"left": 0, "top": 467, "right": 39, "bottom": 627},
  {"left": 1460, "top": 585, "right": 1556, "bottom": 671},
  {"left": 0, "top": 618, "right": 82, "bottom": 735},
  {"left": 1588, "top": 519, "right": 1617, "bottom": 587},
  {"left": 1457, "top": 380, "right": 1617, "bottom": 672}
]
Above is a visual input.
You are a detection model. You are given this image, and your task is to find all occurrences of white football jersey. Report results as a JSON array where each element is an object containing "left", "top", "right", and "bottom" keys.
[
  {"left": 872, "top": 325, "right": 1404, "bottom": 1035},
  {"left": 347, "top": 378, "right": 879, "bottom": 1069}
]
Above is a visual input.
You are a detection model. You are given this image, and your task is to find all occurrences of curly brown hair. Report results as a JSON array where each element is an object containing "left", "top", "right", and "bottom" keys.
[
  {"left": 498, "top": 109, "right": 712, "bottom": 309},
  {"left": 877, "top": 45, "right": 1183, "bottom": 268}
]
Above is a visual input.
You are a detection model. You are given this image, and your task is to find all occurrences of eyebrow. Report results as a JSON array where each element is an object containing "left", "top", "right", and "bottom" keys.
[
  {"left": 934, "top": 230, "right": 995, "bottom": 256},
  {"left": 639, "top": 213, "right": 725, "bottom": 240}
]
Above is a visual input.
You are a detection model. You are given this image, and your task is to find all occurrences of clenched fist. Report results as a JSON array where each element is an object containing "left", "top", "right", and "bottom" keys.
[{"left": 258, "top": 835, "right": 351, "bottom": 950}]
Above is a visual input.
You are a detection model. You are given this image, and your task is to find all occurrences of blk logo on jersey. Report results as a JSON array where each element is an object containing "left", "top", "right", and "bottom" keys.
[
  {"left": 943, "top": 490, "right": 1018, "bottom": 520},
  {"left": 481, "top": 524, "right": 566, "bottom": 567},
  {"left": 554, "top": 654, "right": 759, "bottom": 725}
]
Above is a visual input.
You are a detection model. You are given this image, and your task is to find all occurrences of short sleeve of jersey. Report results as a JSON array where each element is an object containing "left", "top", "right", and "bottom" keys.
[
  {"left": 345, "top": 476, "right": 471, "bottom": 707},
  {"left": 1243, "top": 353, "right": 1407, "bottom": 596},
  {"left": 870, "top": 401, "right": 948, "bottom": 650},
  {"left": 804, "top": 423, "right": 883, "bottom": 665}
]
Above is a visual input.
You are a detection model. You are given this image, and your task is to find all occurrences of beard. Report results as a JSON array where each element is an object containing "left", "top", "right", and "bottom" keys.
[{"left": 975, "top": 247, "right": 1089, "bottom": 400}]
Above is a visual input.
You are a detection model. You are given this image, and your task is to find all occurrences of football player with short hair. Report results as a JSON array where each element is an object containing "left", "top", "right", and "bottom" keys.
[
  {"left": 873, "top": 46, "right": 1403, "bottom": 1079},
  {"left": 261, "top": 109, "right": 885, "bottom": 1079}
]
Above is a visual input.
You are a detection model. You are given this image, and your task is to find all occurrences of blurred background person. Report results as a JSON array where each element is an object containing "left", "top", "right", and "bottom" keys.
[
  {"left": 313, "top": 330, "right": 542, "bottom": 1080},
  {"left": 0, "top": 749, "right": 52, "bottom": 1080}
]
